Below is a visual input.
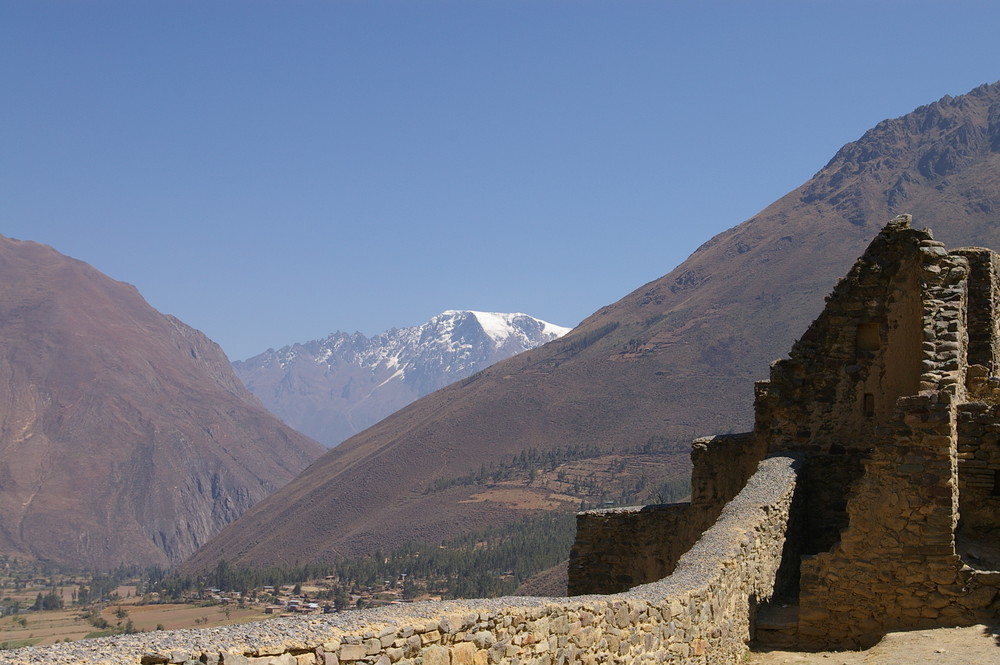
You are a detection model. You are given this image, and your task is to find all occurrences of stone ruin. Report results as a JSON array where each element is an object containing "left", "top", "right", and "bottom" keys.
[{"left": 569, "top": 214, "right": 1000, "bottom": 649}]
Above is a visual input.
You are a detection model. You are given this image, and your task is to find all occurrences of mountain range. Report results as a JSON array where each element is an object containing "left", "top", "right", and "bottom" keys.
[
  {"left": 0, "top": 236, "right": 324, "bottom": 569},
  {"left": 7, "top": 79, "right": 1000, "bottom": 574},
  {"left": 234, "top": 310, "right": 570, "bottom": 447},
  {"left": 182, "top": 80, "right": 1000, "bottom": 571}
]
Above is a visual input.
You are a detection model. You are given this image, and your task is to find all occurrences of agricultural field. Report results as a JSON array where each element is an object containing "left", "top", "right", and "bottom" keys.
[{"left": 0, "top": 600, "right": 269, "bottom": 648}]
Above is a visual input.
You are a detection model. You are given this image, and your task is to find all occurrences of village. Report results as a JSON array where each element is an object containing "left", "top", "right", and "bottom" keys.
[{"left": 0, "top": 565, "right": 438, "bottom": 650}]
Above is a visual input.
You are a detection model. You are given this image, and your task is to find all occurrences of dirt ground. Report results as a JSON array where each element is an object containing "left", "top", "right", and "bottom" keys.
[
  {"left": 748, "top": 625, "right": 1000, "bottom": 665},
  {"left": 0, "top": 603, "right": 269, "bottom": 647},
  {"left": 459, "top": 486, "right": 576, "bottom": 510},
  {"left": 107, "top": 603, "right": 267, "bottom": 632}
]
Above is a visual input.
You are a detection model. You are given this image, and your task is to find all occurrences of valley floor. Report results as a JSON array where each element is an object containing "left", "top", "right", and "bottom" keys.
[{"left": 748, "top": 625, "right": 1000, "bottom": 665}]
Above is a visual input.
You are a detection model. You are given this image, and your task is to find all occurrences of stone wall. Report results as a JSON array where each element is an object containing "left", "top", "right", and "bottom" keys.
[
  {"left": 754, "top": 219, "right": 971, "bottom": 458},
  {"left": 519, "top": 219, "right": 1000, "bottom": 653},
  {"left": 796, "top": 392, "right": 1000, "bottom": 650},
  {"left": 951, "top": 247, "right": 1000, "bottom": 371},
  {"left": 754, "top": 220, "right": 933, "bottom": 457},
  {"left": 567, "top": 503, "right": 698, "bottom": 595},
  {"left": 787, "top": 224, "right": 984, "bottom": 649},
  {"left": 568, "top": 433, "right": 764, "bottom": 596},
  {"left": 8, "top": 457, "right": 800, "bottom": 665},
  {"left": 689, "top": 433, "right": 766, "bottom": 510},
  {"left": 748, "top": 220, "right": 953, "bottom": 583},
  {"left": 956, "top": 402, "right": 1000, "bottom": 567},
  {"left": 917, "top": 245, "right": 970, "bottom": 396}
]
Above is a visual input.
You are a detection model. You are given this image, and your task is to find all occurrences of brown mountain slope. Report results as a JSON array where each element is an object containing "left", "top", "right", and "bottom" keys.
[
  {"left": 0, "top": 236, "right": 325, "bottom": 569},
  {"left": 183, "top": 81, "right": 1000, "bottom": 571}
]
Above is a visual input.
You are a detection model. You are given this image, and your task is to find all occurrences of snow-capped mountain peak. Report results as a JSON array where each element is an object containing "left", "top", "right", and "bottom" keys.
[
  {"left": 448, "top": 310, "right": 572, "bottom": 345},
  {"left": 233, "top": 310, "right": 571, "bottom": 446}
]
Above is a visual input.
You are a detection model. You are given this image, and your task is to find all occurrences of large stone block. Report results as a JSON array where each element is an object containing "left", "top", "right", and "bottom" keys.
[
  {"left": 450, "top": 642, "right": 476, "bottom": 665},
  {"left": 338, "top": 645, "right": 368, "bottom": 662},
  {"left": 423, "top": 646, "right": 449, "bottom": 665}
]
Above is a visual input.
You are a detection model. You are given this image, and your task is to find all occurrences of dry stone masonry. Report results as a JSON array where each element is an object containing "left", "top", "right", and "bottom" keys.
[
  {"left": 568, "top": 432, "right": 765, "bottom": 595},
  {"left": 572, "top": 215, "right": 1000, "bottom": 649},
  {"left": 14, "top": 215, "right": 1000, "bottom": 662}
]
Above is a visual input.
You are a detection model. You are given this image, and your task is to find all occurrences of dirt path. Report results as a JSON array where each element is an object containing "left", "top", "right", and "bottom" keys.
[{"left": 748, "top": 625, "right": 1000, "bottom": 665}]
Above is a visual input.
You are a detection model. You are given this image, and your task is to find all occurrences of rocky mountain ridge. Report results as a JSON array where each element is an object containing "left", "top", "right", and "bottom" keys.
[{"left": 234, "top": 310, "right": 570, "bottom": 446}]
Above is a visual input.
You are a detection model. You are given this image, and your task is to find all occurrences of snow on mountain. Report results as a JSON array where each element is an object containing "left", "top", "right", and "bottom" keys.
[{"left": 233, "top": 310, "right": 570, "bottom": 447}]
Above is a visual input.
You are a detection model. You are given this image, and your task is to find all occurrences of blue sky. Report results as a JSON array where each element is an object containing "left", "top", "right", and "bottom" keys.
[{"left": 3, "top": 1, "right": 1000, "bottom": 360}]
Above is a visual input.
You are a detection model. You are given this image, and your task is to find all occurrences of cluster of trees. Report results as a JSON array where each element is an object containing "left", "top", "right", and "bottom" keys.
[
  {"left": 629, "top": 435, "right": 689, "bottom": 456},
  {"left": 75, "top": 605, "right": 140, "bottom": 636},
  {"left": 206, "top": 560, "right": 335, "bottom": 597},
  {"left": 568, "top": 472, "right": 688, "bottom": 510},
  {"left": 31, "top": 589, "right": 63, "bottom": 611},
  {"left": 649, "top": 476, "right": 690, "bottom": 504},
  {"left": 152, "top": 560, "right": 337, "bottom": 601},
  {"left": 336, "top": 512, "right": 576, "bottom": 598},
  {"left": 0, "top": 597, "right": 21, "bottom": 617},
  {"left": 74, "top": 568, "right": 140, "bottom": 605},
  {"left": 0, "top": 560, "right": 156, "bottom": 620},
  {"left": 152, "top": 512, "right": 576, "bottom": 602}
]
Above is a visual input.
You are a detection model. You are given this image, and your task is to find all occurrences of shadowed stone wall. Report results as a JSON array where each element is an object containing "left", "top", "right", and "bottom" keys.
[
  {"left": 952, "top": 247, "right": 1000, "bottom": 371},
  {"left": 956, "top": 402, "right": 1000, "bottom": 568},
  {"left": 796, "top": 392, "right": 999, "bottom": 649},
  {"left": 568, "top": 503, "right": 697, "bottom": 595}
]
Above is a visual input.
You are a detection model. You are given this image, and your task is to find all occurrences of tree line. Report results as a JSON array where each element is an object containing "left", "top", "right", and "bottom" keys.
[{"left": 151, "top": 512, "right": 577, "bottom": 602}]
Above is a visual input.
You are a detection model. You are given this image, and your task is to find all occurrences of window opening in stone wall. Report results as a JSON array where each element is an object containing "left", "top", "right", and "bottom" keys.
[
  {"left": 863, "top": 393, "right": 875, "bottom": 417},
  {"left": 856, "top": 322, "right": 881, "bottom": 356},
  {"left": 993, "top": 470, "right": 1000, "bottom": 498}
]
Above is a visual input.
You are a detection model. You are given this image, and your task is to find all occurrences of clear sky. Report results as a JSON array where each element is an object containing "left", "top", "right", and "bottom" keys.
[{"left": 3, "top": 1, "right": 999, "bottom": 360}]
